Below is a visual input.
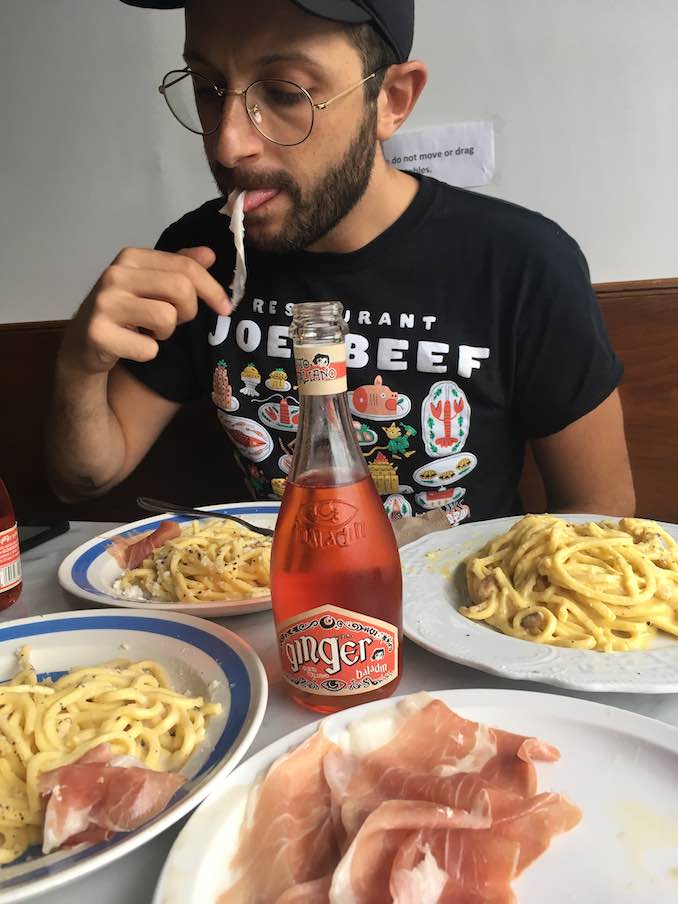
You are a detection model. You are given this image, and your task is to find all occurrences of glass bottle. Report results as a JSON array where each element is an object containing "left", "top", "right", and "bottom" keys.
[
  {"left": 270, "top": 302, "right": 402, "bottom": 713},
  {"left": 0, "top": 478, "right": 22, "bottom": 610}
]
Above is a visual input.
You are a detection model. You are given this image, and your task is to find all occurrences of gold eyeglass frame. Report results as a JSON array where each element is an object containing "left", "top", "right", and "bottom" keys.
[{"left": 158, "top": 67, "right": 379, "bottom": 147}]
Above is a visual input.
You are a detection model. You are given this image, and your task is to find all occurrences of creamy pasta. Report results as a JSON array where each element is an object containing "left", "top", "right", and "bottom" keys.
[
  {"left": 0, "top": 648, "right": 221, "bottom": 864},
  {"left": 462, "top": 515, "right": 678, "bottom": 651},
  {"left": 114, "top": 518, "right": 272, "bottom": 603}
]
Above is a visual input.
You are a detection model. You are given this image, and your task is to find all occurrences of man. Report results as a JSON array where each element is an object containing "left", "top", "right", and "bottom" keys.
[{"left": 48, "top": 0, "right": 635, "bottom": 523}]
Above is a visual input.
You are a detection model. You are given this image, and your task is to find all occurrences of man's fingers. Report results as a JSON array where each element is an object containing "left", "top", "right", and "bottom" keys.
[
  {"left": 127, "top": 298, "right": 179, "bottom": 341},
  {"left": 85, "top": 244, "right": 232, "bottom": 374},
  {"left": 112, "top": 247, "right": 230, "bottom": 315},
  {"left": 90, "top": 322, "right": 159, "bottom": 365},
  {"left": 92, "top": 293, "right": 177, "bottom": 343},
  {"left": 100, "top": 270, "right": 200, "bottom": 324},
  {"left": 178, "top": 246, "right": 216, "bottom": 269}
]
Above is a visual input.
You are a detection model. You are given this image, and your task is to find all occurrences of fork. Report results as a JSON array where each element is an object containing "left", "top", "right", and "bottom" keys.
[{"left": 136, "top": 497, "right": 275, "bottom": 537}]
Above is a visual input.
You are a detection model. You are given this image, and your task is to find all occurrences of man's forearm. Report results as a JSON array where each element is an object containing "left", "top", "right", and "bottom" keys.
[{"left": 47, "top": 358, "right": 127, "bottom": 502}]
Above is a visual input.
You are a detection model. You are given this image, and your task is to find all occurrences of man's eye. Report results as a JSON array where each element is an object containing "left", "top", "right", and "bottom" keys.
[{"left": 263, "top": 86, "right": 306, "bottom": 107}]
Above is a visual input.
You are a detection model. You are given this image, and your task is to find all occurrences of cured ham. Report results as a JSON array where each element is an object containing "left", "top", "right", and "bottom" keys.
[
  {"left": 39, "top": 743, "right": 185, "bottom": 853},
  {"left": 390, "top": 833, "right": 520, "bottom": 904},
  {"left": 274, "top": 876, "right": 333, "bottom": 904},
  {"left": 217, "top": 694, "right": 581, "bottom": 904},
  {"left": 329, "top": 798, "right": 492, "bottom": 903},
  {"left": 217, "top": 730, "right": 340, "bottom": 903},
  {"left": 107, "top": 520, "right": 182, "bottom": 569},
  {"left": 491, "top": 792, "right": 581, "bottom": 875}
]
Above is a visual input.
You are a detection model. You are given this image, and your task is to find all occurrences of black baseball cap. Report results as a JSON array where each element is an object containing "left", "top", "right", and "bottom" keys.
[{"left": 120, "top": 0, "right": 415, "bottom": 64}]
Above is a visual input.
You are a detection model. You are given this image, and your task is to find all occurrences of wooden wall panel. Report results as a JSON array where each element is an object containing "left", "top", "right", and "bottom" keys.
[
  {"left": 519, "top": 278, "right": 678, "bottom": 520},
  {"left": 0, "top": 322, "right": 242, "bottom": 523},
  {"left": 2, "top": 277, "right": 677, "bottom": 523}
]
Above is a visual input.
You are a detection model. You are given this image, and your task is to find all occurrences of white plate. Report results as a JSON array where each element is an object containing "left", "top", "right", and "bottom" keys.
[
  {"left": 58, "top": 502, "right": 279, "bottom": 618},
  {"left": 401, "top": 514, "right": 678, "bottom": 693},
  {"left": 154, "top": 688, "right": 678, "bottom": 904},
  {"left": 0, "top": 609, "right": 267, "bottom": 904}
]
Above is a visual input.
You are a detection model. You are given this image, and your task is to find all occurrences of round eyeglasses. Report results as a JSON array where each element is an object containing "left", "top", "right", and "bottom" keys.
[{"left": 159, "top": 68, "right": 378, "bottom": 147}]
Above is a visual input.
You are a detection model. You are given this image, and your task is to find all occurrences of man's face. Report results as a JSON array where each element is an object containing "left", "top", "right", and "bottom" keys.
[{"left": 184, "top": 0, "right": 379, "bottom": 253}]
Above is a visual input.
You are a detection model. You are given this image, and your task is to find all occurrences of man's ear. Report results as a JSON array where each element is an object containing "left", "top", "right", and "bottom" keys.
[{"left": 376, "top": 61, "right": 428, "bottom": 142}]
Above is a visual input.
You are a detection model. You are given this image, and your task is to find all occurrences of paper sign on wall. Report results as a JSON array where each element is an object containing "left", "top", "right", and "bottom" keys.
[{"left": 383, "top": 121, "right": 495, "bottom": 188}]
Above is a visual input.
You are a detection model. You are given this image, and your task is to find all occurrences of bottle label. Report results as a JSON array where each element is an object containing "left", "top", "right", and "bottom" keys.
[
  {"left": 0, "top": 523, "right": 22, "bottom": 592},
  {"left": 294, "top": 343, "right": 347, "bottom": 396},
  {"left": 278, "top": 604, "right": 399, "bottom": 696}
]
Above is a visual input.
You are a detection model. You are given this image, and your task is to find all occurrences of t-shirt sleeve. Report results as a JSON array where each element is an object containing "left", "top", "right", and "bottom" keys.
[
  {"left": 121, "top": 225, "right": 207, "bottom": 404},
  {"left": 513, "top": 231, "right": 623, "bottom": 439}
]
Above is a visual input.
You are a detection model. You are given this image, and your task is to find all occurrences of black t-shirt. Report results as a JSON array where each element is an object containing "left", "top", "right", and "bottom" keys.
[{"left": 124, "top": 175, "right": 622, "bottom": 525}]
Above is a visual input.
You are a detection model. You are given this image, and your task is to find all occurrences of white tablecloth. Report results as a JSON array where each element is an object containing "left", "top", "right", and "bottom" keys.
[{"left": 3, "top": 521, "right": 678, "bottom": 904}]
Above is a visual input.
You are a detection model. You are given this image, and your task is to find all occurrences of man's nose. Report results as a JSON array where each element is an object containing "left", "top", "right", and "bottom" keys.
[{"left": 212, "top": 93, "right": 265, "bottom": 169}]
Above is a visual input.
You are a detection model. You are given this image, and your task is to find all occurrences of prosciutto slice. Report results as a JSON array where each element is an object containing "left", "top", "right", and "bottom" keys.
[
  {"left": 39, "top": 743, "right": 185, "bottom": 853},
  {"left": 323, "top": 696, "right": 562, "bottom": 846},
  {"left": 385, "top": 788, "right": 579, "bottom": 903},
  {"left": 390, "top": 831, "right": 521, "bottom": 904},
  {"left": 330, "top": 798, "right": 493, "bottom": 903},
  {"left": 274, "top": 876, "right": 333, "bottom": 904},
  {"left": 218, "top": 730, "right": 340, "bottom": 903},
  {"left": 107, "top": 520, "right": 181, "bottom": 569},
  {"left": 218, "top": 695, "right": 581, "bottom": 904}
]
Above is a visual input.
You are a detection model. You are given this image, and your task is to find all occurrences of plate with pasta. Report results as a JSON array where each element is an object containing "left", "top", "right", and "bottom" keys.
[
  {"left": 58, "top": 502, "right": 279, "bottom": 617},
  {"left": 401, "top": 514, "right": 678, "bottom": 693},
  {"left": 0, "top": 608, "right": 267, "bottom": 903}
]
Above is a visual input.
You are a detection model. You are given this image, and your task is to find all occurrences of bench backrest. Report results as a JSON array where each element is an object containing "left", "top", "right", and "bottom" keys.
[{"left": 2, "top": 278, "right": 677, "bottom": 523}]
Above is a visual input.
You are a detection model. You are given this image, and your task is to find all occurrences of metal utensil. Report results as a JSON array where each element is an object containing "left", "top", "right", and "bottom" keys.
[{"left": 136, "top": 497, "right": 275, "bottom": 537}]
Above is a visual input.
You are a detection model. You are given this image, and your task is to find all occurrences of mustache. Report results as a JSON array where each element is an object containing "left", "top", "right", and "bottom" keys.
[{"left": 213, "top": 165, "right": 299, "bottom": 197}]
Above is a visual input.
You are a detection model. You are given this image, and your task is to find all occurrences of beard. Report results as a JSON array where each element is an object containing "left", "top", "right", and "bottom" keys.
[{"left": 209, "top": 103, "right": 378, "bottom": 253}]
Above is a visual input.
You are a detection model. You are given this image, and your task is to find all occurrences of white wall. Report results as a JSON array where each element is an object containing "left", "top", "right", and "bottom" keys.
[
  {"left": 0, "top": 1, "right": 209, "bottom": 325},
  {"left": 1, "top": 0, "right": 676, "bottom": 324},
  {"left": 411, "top": 0, "right": 678, "bottom": 284}
]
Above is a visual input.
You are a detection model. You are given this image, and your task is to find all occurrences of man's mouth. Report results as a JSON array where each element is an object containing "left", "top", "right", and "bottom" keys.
[{"left": 242, "top": 189, "right": 281, "bottom": 214}]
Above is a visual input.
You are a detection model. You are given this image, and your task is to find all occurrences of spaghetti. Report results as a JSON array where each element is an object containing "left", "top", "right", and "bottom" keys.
[
  {"left": 114, "top": 518, "right": 272, "bottom": 603},
  {"left": 462, "top": 515, "right": 678, "bottom": 651},
  {"left": 0, "top": 648, "right": 221, "bottom": 864}
]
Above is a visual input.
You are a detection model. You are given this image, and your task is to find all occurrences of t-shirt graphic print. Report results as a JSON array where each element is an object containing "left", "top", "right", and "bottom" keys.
[
  {"left": 124, "top": 175, "right": 622, "bottom": 527},
  {"left": 209, "top": 346, "right": 478, "bottom": 525}
]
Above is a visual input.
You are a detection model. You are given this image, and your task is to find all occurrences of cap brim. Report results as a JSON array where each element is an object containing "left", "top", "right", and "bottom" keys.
[
  {"left": 289, "top": 0, "right": 372, "bottom": 25},
  {"left": 121, "top": 0, "right": 372, "bottom": 20}
]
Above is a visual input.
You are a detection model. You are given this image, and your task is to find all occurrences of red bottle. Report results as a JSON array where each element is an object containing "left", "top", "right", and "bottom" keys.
[
  {"left": 0, "top": 478, "right": 22, "bottom": 610},
  {"left": 270, "top": 302, "right": 402, "bottom": 713}
]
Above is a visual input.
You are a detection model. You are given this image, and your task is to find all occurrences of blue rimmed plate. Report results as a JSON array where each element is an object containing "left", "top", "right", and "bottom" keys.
[
  {"left": 58, "top": 502, "right": 279, "bottom": 618},
  {"left": 0, "top": 608, "right": 267, "bottom": 904}
]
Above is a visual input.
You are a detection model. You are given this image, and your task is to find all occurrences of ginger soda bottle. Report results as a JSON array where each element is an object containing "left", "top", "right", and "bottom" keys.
[{"left": 270, "top": 302, "right": 402, "bottom": 713}]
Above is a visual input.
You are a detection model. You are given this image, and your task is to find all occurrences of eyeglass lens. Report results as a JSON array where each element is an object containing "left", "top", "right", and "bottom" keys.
[{"left": 161, "top": 71, "right": 314, "bottom": 145}]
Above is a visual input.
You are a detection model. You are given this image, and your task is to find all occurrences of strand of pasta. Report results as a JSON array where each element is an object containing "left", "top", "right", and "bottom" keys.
[
  {"left": 462, "top": 515, "right": 678, "bottom": 651},
  {"left": 116, "top": 518, "right": 271, "bottom": 603},
  {"left": 0, "top": 651, "right": 221, "bottom": 864}
]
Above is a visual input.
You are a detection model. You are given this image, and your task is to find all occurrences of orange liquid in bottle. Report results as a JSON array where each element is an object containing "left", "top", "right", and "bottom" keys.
[
  {"left": 271, "top": 470, "right": 402, "bottom": 714},
  {"left": 272, "top": 301, "right": 403, "bottom": 712}
]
